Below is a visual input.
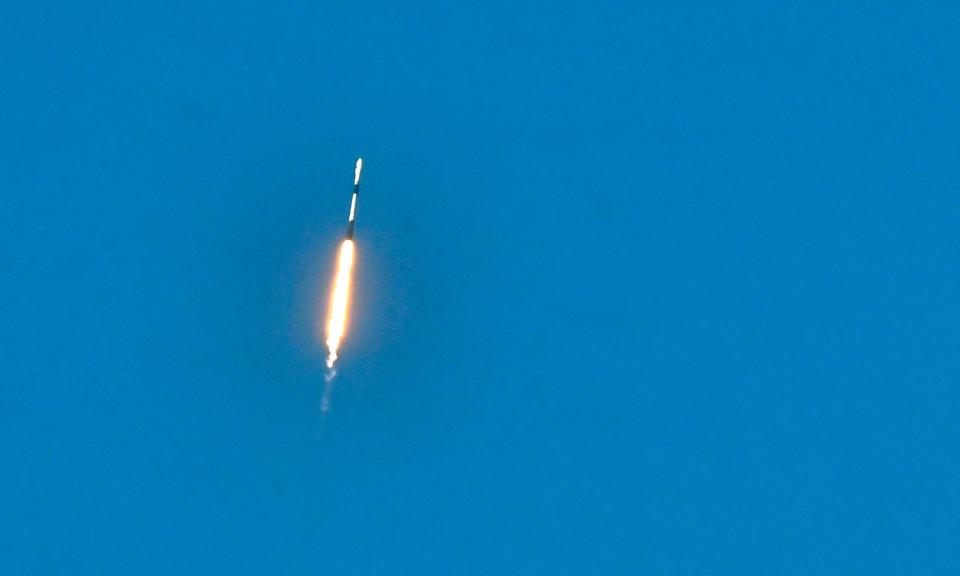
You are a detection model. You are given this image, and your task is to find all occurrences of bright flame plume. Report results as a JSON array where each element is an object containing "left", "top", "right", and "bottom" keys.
[{"left": 325, "top": 239, "right": 355, "bottom": 369}]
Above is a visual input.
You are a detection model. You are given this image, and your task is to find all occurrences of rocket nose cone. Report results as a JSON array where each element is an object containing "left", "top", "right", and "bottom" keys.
[{"left": 354, "top": 158, "right": 363, "bottom": 186}]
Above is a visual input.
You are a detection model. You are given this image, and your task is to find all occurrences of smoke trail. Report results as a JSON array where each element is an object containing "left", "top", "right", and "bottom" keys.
[{"left": 320, "top": 368, "right": 336, "bottom": 414}]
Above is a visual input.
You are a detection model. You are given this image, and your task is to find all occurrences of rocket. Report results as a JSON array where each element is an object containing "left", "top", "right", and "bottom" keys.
[
  {"left": 346, "top": 158, "right": 362, "bottom": 239},
  {"left": 324, "top": 157, "right": 363, "bottom": 373}
]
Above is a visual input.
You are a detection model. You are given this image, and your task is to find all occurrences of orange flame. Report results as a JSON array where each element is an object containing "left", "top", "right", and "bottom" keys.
[{"left": 325, "top": 239, "right": 355, "bottom": 368}]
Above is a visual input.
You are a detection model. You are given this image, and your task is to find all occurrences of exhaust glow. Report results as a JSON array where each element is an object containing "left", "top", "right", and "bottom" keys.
[{"left": 325, "top": 239, "right": 355, "bottom": 369}]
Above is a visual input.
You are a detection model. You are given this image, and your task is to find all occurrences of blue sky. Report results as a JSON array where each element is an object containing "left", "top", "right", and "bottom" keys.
[{"left": 2, "top": 2, "right": 958, "bottom": 573}]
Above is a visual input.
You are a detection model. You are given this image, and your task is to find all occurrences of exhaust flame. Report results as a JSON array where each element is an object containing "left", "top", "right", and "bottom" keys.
[{"left": 325, "top": 239, "right": 355, "bottom": 369}]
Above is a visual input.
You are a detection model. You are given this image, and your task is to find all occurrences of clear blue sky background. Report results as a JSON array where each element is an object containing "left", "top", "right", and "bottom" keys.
[{"left": 2, "top": 2, "right": 958, "bottom": 573}]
